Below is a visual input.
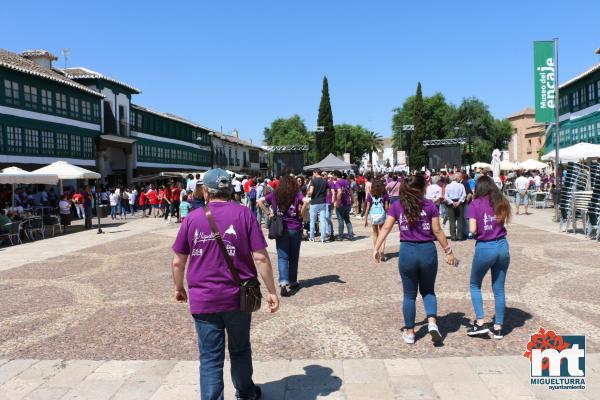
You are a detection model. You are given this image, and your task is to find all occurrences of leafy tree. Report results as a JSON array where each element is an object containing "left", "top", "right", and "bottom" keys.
[
  {"left": 317, "top": 76, "right": 335, "bottom": 160},
  {"left": 365, "top": 131, "right": 384, "bottom": 171},
  {"left": 263, "top": 115, "right": 310, "bottom": 146},
  {"left": 333, "top": 124, "right": 372, "bottom": 165},
  {"left": 263, "top": 115, "right": 315, "bottom": 163}
]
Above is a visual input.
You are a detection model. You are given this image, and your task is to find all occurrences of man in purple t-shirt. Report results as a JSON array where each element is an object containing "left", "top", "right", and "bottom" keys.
[
  {"left": 171, "top": 168, "right": 279, "bottom": 400},
  {"left": 332, "top": 170, "right": 354, "bottom": 240}
]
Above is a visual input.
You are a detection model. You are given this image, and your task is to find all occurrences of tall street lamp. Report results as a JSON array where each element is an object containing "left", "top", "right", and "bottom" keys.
[{"left": 402, "top": 124, "right": 414, "bottom": 170}]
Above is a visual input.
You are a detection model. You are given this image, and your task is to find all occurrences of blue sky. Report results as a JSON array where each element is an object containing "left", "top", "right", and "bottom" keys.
[{"left": 2, "top": 1, "right": 599, "bottom": 143}]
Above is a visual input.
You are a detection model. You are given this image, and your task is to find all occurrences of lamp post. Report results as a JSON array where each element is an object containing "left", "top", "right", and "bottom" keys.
[{"left": 402, "top": 124, "right": 414, "bottom": 171}]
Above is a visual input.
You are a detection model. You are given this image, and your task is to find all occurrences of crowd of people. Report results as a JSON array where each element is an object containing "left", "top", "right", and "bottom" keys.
[{"left": 169, "top": 166, "right": 515, "bottom": 400}]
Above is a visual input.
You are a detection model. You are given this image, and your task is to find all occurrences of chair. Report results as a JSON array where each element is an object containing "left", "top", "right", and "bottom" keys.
[
  {"left": 2, "top": 222, "right": 23, "bottom": 245},
  {"left": 27, "top": 217, "right": 45, "bottom": 241},
  {"left": 43, "top": 215, "right": 62, "bottom": 237},
  {"left": 533, "top": 192, "right": 547, "bottom": 209}
]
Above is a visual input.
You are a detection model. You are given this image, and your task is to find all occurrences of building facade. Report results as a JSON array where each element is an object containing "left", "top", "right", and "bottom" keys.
[
  {"left": 211, "top": 129, "right": 268, "bottom": 175},
  {"left": 547, "top": 63, "right": 600, "bottom": 151},
  {"left": 506, "top": 107, "right": 545, "bottom": 162},
  {"left": 0, "top": 48, "right": 267, "bottom": 185}
]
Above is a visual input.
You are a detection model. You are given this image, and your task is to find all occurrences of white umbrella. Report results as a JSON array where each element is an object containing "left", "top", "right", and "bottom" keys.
[
  {"left": 541, "top": 142, "right": 600, "bottom": 162},
  {"left": 32, "top": 161, "right": 100, "bottom": 180},
  {"left": 471, "top": 162, "right": 491, "bottom": 169},
  {"left": 0, "top": 166, "right": 59, "bottom": 207},
  {"left": 500, "top": 160, "right": 518, "bottom": 171},
  {"left": 518, "top": 159, "right": 548, "bottom": 171}
]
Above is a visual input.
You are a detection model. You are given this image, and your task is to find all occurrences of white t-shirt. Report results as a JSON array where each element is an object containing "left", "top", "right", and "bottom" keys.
[
  {"left": 425, "top": 184, "right": 442, "bottom": 202},
  {"left": 109, "top": 193, "right": 118, "bottom": 206},
  {"left": 233, "top": 179, "right": 243, "bottom": 193},
  {"left": 515, "top": 176, "right": 529, "bottom": 191},
  {"left": 534, "top": 175, "right": 541, "bottom": 187}
]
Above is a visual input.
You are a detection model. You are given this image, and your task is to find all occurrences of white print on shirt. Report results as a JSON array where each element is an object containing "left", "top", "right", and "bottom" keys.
[
  {"left": 192, "top": 228, "right": 237, "bottom": 257},
  {"left": 483, "top": 212, "right": 496, "bottom": 231},
  {"left": 398, "top": 210, "right": 431, "bottom": 232}
]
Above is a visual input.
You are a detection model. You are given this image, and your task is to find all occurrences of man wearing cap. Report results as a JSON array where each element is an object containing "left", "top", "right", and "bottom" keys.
[{"left": 171, "top": 168, "right": 279, "bottom": 400}]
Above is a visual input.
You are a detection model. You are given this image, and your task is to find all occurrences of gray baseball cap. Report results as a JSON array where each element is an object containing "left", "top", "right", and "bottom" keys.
[{"left": 203, "top": 168, "right": 231, "bottom": 190}]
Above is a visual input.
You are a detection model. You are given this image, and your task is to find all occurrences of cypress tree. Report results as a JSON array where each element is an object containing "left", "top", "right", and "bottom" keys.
[
  {"left": 410, "top": 82, "right": 428, "bottom": 169},
  {"left": 317, "top": 76, "right": 335, "bottom": 160}
]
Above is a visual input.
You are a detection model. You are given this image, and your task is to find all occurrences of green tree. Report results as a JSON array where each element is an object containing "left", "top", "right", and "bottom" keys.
[
  {"left": 365, "top": 131, "right": 384, "bottom": 171},
  {"left": 409, "top": 82, "right": 428, "bottom": 168},
  {"left": 333, "top": 124, "right": 372, "bottom": 165},
  {"left": 263, "top": 115, "right": 314, "bottom": 163},
  {"left": 317, "top": 76, "right": 335, "bottom": 160}
]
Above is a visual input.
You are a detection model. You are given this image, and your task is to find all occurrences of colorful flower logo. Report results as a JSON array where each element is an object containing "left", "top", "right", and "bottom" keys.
[{"left": 524, "top": 327, "right": 570, "bottom": 370}]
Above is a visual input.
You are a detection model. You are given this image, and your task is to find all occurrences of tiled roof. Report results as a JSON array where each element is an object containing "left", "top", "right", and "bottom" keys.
[
  {"left": 20, "top": 50, "right": 58, "bottom": 60},
  {"left": 63, "top": 67, "right": 141, "bottom": 94},
  {"left": 131, "top": 104, "right": 212, "bottom": 131},
  {"left": 507, "top": 107, "right": 535, "bottom": 119},
  {"left": 0, "top": 49, "right": 104, "bottom": 98},
  {"left": 560, "top": 62, "right": 600, "bottom": 90},
  {"left": 212, "top": 131, "right": 263, "bottom": 150}
]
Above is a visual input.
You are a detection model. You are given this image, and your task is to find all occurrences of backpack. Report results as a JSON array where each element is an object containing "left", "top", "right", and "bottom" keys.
[
  {"left": 369, "top": 196, "right": 386, "bottom": 225},
  {"left": 248, "top": 187, "right": 257, "bottom": 201}
]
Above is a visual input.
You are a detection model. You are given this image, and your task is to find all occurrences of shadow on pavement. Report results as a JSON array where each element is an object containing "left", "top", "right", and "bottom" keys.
[
  {"left": 502, "top": 307, "right": 533, "bottom": 336},
  {"left": 414, "top": 312, "right": 471, "bottom": 345},
  {"left": 259, "top": 365, "right": 343, "bottom": 399},
  {"left": 299, "top": 275, "right": 346, "bottom": 291}
]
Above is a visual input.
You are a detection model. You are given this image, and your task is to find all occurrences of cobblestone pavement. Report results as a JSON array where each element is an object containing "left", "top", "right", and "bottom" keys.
[
  {"left": 1, "top": 210, "right": 600, "bottom": 398},
  {"left": 1, "top": 355, "right": 598, "bottom": 399}
]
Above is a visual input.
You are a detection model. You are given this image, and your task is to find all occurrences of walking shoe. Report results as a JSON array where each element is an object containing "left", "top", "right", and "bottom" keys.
[
  {"left": 280, "top": 285, "right": 291, "bottom": 297},
  {"left": 402, "top": 329, "right": 415, "bottom": 344},
  {"left": 428, "top": 322, "right": 443, "bottom": 343},
  {"left": 238, "top": 385, "right": 262, "bottom": 400},
  {"left": 490, "top": 325, "right": 504, "bottom": 339},
  {"left": 467, "top": 321, "right": 490, "bottom": 336}
]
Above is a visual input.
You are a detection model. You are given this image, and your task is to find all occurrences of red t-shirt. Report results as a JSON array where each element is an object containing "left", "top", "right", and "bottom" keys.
[
  {"left": 172, "top": 188, "right": 181, "bottom": 202},
  {"left": 72, "top": 193, "right": 83, "bottom": 204},
  {"left": 269, "top": 179, "right": 280, "bottom": 189},
  {"left": 164, "top": 188, "right": 172, "bottom": 201},
  {"left": 139, "top": 192, "right": 147, "bottom": 206},
  {"left": 148, "top": 190, "right": 158, "bottom": 205},
  {"left": 244, "top": 179, "right": 253, "bottom": 193}
]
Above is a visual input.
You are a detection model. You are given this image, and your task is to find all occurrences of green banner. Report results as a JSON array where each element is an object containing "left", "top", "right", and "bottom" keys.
[{"left": 533, "top": 41, "right": 556, "bottom": 123}]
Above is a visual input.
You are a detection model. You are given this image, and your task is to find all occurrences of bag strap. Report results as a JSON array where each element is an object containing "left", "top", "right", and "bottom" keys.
[{"left": 203, "top": 206, "right": 242, "bottom": 286}]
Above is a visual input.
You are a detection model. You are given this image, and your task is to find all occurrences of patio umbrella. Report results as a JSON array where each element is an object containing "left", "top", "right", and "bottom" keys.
[
  {"left": 500, "top": 160, "right": 517, "bottom": 171},
  {"left": 32, "top": 161, "right": 101, "bottom": 193},
  {"left": 541, "top": 142, "right": 600, "bottom": 162},
  {"left": 0, "top": 166, "right": 59, "bottom": 207},
  {"left": 518, "top": 159, "right": 548, "bottom": 171},
  {"left": 471, "top": 162, "right": 491, "bottom": 169}
]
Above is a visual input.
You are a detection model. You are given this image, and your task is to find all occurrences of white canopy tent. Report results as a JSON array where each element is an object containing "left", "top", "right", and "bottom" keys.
[
  {"left": 541, "top": 142, "right": 600, "bottom": 163},
  {"left": 0, "top": 166, "right": 59, "bottom": 207},
  {"left": 518, "top": 159, "right": 549, "bottom": 171},
  {"left": 32, "top": 161, "right": 101, "bottom": 180}
]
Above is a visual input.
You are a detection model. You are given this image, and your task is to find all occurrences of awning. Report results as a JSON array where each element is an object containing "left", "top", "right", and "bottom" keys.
[{"left": 303, "top": 153, "right": 354, "bottom": 171}]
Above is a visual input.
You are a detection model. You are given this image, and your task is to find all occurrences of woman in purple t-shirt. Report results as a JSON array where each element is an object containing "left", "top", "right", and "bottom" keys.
[
  {"left": 372, "top": 174, "right": 456, "bottom": 345},
  {"left": 466, "top": 175, "right": 511, "bottom": 339},
  {"left": 258, "top": 176, "right": 309, "bottom": 297}
]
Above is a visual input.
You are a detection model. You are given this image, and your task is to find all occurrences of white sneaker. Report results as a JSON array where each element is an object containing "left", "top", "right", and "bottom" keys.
[
  {"left": 402, "top": 330, "right": 415, "bottom": 344},
  {"left": 428, "top": 322, "right": 443, "bottom": 343}
]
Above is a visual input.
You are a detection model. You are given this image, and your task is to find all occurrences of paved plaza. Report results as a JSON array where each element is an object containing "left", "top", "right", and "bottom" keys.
[{"left": 1, "top": 210, "right": 599, "bottom": 399}]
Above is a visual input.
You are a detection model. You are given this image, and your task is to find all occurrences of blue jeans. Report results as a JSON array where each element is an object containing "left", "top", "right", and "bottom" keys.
[
  {"left": 309, "top": 203, "right": 326, "bottom": 241},
  {"left": 470, "top": 238, "right": 510, "bottom": 325},
  {"left": 276, "top": 228, "right": 302, "bottom": 286},
  {"left": 398, "top": 242, "right": 438, "bottom": 328},
  {"left": 336, "top": 205, "right": 354, "bottom": 237},
  {"left": 193, "top": 312, "right": 255, "bottom": 400},
  {"left": 324, "top": 204, "right": 334, "bottom": 236},
  {"left": 110, "top": 205, "right": 116, "bottom": 219}
]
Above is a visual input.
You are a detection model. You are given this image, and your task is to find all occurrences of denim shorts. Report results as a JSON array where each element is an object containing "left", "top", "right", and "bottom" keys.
[{"left": 515, "top": 191, "right": 529, "bottom": 205}]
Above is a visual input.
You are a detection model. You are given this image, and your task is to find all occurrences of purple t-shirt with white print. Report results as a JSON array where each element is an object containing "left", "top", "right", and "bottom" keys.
[
  {"left": 171, "top": 201, "right": 267, "bottom": 314},
  {"left": 264, "top": 192, "right": 304, "bottom": 231},
  {"left": 325, "top": 180, "right": 335, "bottom": 205},
  {"left": 334, "top": 179, "right": 352, "bottom": 206},
  {"left": 466, "top": 196, "right": 507, "bottom": 241},
  {"left": 388, "top": 198, "right": 439, "bottom": 242}
]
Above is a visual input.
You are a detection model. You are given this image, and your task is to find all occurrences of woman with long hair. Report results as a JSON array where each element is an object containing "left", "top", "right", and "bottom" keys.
[
  {"left": 363, "top": 179, "right": 389, "bottom": 261},
  {"left": 191, "top": 182, "right": 206, "bottom": 210},
  {"left": 258, "top": 176, "right": 309, "bottom": 297},
  {"left": 466, "top": 175, "right": 512, "bottom": 339},
  {"left": 373, "top": 174, "right": 455, "bottom": 345}
]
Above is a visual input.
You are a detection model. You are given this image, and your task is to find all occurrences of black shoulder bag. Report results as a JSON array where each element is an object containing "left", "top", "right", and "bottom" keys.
[
  {"left": 203, "top": 206, "right": 262, "bottom": 312},
  {"left": 268, "top": 202, "right": 284, "bottom": 239}
]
